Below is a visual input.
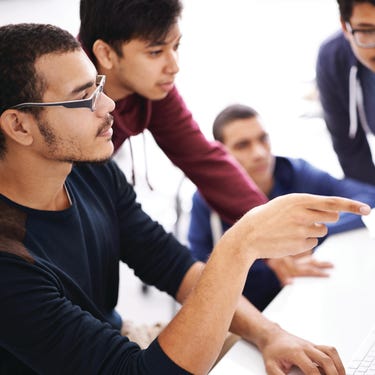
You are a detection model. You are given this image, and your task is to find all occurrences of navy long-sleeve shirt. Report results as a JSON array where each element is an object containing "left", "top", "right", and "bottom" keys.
[
  {"left": 188, "top": 156, "right": 375, "bottom": 310},
  {"left": 0, "top": 160, "right": 195, "bottom": 374}
]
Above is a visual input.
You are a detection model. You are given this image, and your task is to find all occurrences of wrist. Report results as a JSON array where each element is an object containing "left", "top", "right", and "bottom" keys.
[{"left": 251, "top": 321, "right": 283, "bottom": 350}]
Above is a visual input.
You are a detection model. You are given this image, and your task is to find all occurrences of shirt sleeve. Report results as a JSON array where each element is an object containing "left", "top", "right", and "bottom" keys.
[
  {"left": 148, "top": 87, "right": 267, "bottom": 224},
  {"left": 316, "top": 33, "right": 375, "bottom": 185},
  {"left": 188, "top": 191, "right": 216, "bottom": 262},
  {"left": 108, "top": 161, "right": 196, "bottom": 298},
  {"left": 0, "top": 253, "right": 191, "bottom": 375}
]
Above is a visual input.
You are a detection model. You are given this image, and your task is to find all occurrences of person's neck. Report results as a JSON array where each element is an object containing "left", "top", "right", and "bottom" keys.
[
  {"left": 257, "top": 177, "right": 274, "bottom": 198},
  {"left": 0, "top": 157, "right": 73, "bottom": 211}
]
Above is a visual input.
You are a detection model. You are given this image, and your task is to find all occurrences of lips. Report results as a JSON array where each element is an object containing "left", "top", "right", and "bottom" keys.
[
  {"left": 159, "top": 81, "right": 175, "bottom": 92},
  {"left": 252, "top": 163, "right": 269, "bottom": 174},
  {"left": 99, "top": 127, "right": 113, "bottom": 138},
  {"left": 97, "top": 114, "right": 114, "bottom": 137}
]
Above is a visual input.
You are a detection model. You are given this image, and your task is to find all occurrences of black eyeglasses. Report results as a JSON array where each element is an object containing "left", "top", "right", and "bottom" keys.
[
  {"left": 11, "top": 75, "right": 106, "bottom": 112},
  {"left": 346, "top": 22, "right": 375, "bottom": 48}
]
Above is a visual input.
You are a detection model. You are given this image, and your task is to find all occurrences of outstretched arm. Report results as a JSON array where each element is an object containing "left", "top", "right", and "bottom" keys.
[{"left": 158, "top": 194, "right": 369, "bottom": 374}]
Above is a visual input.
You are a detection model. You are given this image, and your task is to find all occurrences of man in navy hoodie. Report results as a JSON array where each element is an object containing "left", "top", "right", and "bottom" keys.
[{"left": 316, "top": 0, "right": 375, "bottom": 185}]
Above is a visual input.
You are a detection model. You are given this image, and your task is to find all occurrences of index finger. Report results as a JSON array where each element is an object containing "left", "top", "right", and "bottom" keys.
[{"left": 304, "top": 195, "right": 371, "bottom": 215}]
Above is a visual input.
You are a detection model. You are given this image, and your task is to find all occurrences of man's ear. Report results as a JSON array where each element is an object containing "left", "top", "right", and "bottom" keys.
[
  {"left": 0, "top": 110, "right": 34, "bottom": 146},
  {"left": 340, "top": 17, "right": 350, "bottom": 36},
  {"left": 92, "top": 39, "right": 119, "bottom": 70},
  {"left": 340, "top": 17, "right": 350, "bottom": 40}
]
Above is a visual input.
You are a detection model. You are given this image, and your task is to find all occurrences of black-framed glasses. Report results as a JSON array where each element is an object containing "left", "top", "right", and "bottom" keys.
[
  {"left": 346, "top": 22, "right": 375, "bottom": 48},
  {"left": 11, "top": 75, "right": 106, "bottom": 112}
]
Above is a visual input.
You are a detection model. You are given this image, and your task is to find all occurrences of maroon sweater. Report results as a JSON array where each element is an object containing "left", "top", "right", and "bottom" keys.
[{"left": 111, "top": 86, "right": 267, "bottom": 223}]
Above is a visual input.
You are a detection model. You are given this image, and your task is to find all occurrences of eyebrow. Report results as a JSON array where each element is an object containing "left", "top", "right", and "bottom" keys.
[
  {"left": 353, "top": 22, "right": 375, "bottom": 28},
  {"left": 70, "top": 80, "right": 95, "bottom": 95},
  {"left": 147, "top": 34, "right": 182, "bottom": 47}
]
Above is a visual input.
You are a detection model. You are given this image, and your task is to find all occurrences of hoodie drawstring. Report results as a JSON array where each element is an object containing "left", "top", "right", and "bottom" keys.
[
  {"left": 349, "top": 65, "right": 358, "bottom": 139},
  {"left": 349, "top": 65, "right": 370, "bottom": 138},
  {"left": 142, "top": 132, "right": 154, "bottom": 191}
]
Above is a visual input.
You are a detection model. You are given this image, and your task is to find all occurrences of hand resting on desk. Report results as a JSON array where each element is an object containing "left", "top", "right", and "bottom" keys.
[{"left": 266, "top": 255, "right": 333, "bottom": 286}]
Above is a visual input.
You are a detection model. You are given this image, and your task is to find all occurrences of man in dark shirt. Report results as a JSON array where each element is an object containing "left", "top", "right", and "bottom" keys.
[{"left": 0, "top": 23, "right": 369, "bottom": 374}]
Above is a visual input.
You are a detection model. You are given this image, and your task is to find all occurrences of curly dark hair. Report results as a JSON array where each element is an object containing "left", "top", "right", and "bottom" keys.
[{"left": 0, "top": 23, "right": 81, "bottom": 158}]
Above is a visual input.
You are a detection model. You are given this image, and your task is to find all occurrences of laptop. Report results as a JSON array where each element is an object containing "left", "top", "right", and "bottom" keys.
[{"left": 346, "top": 325, "right": 375, "bottom": 375}]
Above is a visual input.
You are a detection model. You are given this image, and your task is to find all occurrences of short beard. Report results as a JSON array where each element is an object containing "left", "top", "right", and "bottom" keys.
[{"left": 37, "top": 115, "right": 113, "bottom": 165}]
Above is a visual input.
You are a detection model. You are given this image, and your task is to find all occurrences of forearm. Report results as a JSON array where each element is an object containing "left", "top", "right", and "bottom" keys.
[
  {"left": 228, "top": 294, "right": 281, "bottom": 349},
  {"left": 158, "top": 230, "right": 257, "bottom": 374},
  {"left": 174, "top": 262, "right": 282, "bottom": 357}
]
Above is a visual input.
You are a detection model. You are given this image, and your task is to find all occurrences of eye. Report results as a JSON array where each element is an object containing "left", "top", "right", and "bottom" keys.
[
  {"left": 234, "top": 140, "right": 251, "bottom": 150},
  {"left": 81, "top": 85, "right": 96, "bottom": 99},
  {"left": 359, "top": 29, "right": 375, "bottom": 34},
  {"left": 173, "top": 42, "right": 180, "bottom": 51},
  {"left": 148, "top": 49, "right": 163, "bottom": 57},
  {"left": 260, "top": 134, "right": 270, "bottom": 144}
]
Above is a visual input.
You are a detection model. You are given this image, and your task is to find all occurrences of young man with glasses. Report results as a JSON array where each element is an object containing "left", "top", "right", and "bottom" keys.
[
  {"left": 78, "top": 0, "right": 268, "bottom": 226},
  {"left": 0, "top": 22, "right": 370, "bottom": 375},
  {"left": 316, "top": 0, "right": 375, "bottom": 185}
]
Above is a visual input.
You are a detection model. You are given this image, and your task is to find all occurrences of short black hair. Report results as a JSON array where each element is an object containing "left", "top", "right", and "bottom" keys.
[
  {"left": 0, "top": 23, "right": 80, "bottom": 157},
  {"left": 79, "top": 0, "right": 183, "bottom": 59},
  {"left": 337, "top": 0, "right": 375, "bottom": 21},
  {"left": 212, "top": 104, "right": 258, "bottom": 143}
]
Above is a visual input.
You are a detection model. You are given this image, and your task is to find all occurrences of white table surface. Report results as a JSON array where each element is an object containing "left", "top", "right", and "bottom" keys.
[{"left": 210, "top": 228, "right": 375, "bottom": 374}]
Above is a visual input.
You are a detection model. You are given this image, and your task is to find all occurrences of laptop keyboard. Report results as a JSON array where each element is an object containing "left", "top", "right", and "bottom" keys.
[{"left": 347, "top": 327, "right": 375, "bottom": 375}]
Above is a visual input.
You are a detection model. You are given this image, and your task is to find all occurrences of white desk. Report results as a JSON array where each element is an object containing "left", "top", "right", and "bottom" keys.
[{"left": 210, "top": 228, "right": 375, "bottom": 374}]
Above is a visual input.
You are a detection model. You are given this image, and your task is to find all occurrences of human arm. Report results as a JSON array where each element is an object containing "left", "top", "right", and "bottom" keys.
[
  {"left": 188, "top": 191, "right": 282, "bottom": 310},
  {"left": 316, "top": 33, "right": 375, "bottom": 184},
  {"left": 149, "top": 87, "right": 267, "bottom": 224},
  {"left": 0, "top": 253, "right": 190, "bottom": 375},
  {"left": 157, "top": 193, "right": 370, "bottom": 374}
]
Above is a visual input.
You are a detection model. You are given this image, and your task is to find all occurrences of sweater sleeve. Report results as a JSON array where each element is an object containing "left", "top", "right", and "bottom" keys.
[
  {"left": 147, "top": 87, "right": 267, "bottom": 224},
  {"left": 316, "top": 32, "right": 375, "bottom": 185},
  {"left": 0, "top": 253, "right": 191, "bottom": 375},
  {"left": 111, "top": 163, "right": 196, "bottom": 298}
]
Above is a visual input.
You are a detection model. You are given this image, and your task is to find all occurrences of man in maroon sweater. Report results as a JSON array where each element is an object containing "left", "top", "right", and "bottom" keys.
[
  {"left": 78, "top": 0, "right": 267, "bottom": 225},
  {"left": 78, "top": 0, "right": 329, "bottom": 300}
]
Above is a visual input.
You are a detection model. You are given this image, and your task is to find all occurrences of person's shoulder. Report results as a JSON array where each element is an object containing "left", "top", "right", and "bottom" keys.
[
  {"left": 276, "top": 156, "right": 311, "bottom": 172},
  {"left": 319, "top": 30, "right": 345, "bottom": 49},
  {"left": 318, "top": 30, "right": 353, "bottom": 64}
]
